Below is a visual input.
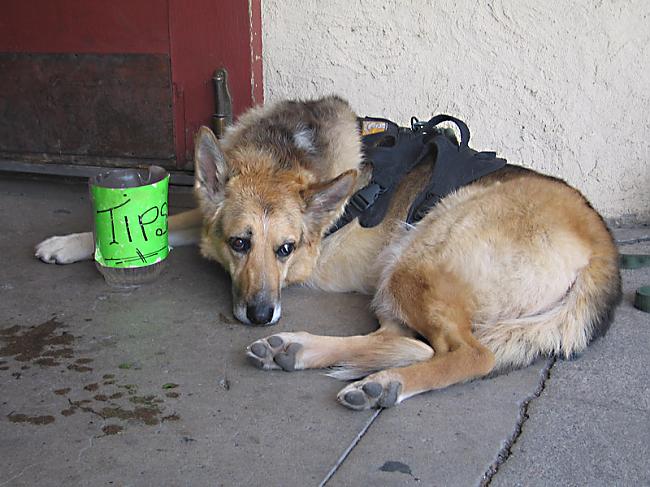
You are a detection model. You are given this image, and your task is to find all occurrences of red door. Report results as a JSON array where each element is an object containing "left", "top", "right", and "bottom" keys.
[{"left": 0, "top": 0, "right": 263, "bottom": 175}]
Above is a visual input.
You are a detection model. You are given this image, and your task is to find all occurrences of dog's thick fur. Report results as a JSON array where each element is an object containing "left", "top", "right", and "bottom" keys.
[{"left": 36, "top": 96, "right": 621, "bottom": 410}]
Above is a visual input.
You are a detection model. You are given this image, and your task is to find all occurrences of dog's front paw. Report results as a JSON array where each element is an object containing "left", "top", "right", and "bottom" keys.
[
  {"left": 337, "top": 373, "right": 403, "bottom": 411},
  {"left": 246, "top": 333, "right": 304, "bottom": 371},
  {"left": 35, "top": 232, "right": 94, "bottom": 264}
]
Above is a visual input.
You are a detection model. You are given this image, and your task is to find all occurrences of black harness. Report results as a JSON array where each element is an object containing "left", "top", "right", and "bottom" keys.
[{"left": 326, "top": 115, "right": 507, "bottom": 236}]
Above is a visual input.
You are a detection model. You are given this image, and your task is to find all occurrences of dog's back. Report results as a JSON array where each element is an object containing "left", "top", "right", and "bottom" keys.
[{"left": 222, "top": 96, "right": 363, "bottom": 182}]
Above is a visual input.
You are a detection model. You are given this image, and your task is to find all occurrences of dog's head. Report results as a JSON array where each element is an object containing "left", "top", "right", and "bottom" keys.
[{"left": 193, "top": 127, "right": 356, "bottom": 326}]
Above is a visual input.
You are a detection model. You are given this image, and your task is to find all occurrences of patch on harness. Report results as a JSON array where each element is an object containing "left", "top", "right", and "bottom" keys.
[{"left": 361, "top": 120, "right": 389, "bottom": 136}]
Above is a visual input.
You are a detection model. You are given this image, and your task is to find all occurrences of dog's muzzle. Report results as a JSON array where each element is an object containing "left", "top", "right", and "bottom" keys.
[
  {"left": 246, "top": 303, "right": 275, "bottom": 325},
  {"left": 233, "top": 300, "right": 281, "bottom": 326}
]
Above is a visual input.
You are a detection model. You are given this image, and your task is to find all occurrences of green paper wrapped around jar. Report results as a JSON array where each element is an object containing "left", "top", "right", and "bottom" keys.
[{"left": 90, "top": 166, "right": 170, "bottom": 287}]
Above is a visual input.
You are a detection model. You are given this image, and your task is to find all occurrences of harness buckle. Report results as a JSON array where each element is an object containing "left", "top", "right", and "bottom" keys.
[
  {"left": 349, "top": 184, "right": 381, "bottom": 213},
  {"left": 410, "top": 117, "right": 427, "bottom": 132}
]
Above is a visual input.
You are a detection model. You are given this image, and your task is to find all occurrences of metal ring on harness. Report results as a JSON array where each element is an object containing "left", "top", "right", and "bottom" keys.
[{"left": 411, "top": 115, "right": 471, "bottom": 150}]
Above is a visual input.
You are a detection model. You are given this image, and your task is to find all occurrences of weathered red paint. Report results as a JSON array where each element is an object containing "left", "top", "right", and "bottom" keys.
[
  {"left": 0, "top": 0, "right": 263, "bottom": 170},
  {"left": 0, "top": 1, "right": 170, "bottom": 54},
  {"left": 169, "top": 0, "right": 264, "bottom": 167}
]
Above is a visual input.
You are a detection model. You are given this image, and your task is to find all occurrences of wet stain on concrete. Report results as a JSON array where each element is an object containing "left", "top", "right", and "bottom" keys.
[
  {"left": 99, "top": 405, "right": 162, "bottom": 426},
  {"left": 129, "top": 395, "right": 164, "bottom": 405},
  {"left": 118, "top": 384, "right": 138, "bottom": 395},
  {"left": 8, "top": 412, "right": 56, "bottom": 425},
  {"left": 102, "top": 424, "right": 123, "bottom": 435},
  {"left": 48, "top": 376, "right": 182, "bottom": 429},
  {"left": 41, "top": 347, "right": 74, "bottom": 360},
  {"left": 67, "top": 363, "right": 93, "bottom": 373},
  {"left": 2, "top": 324, "right": 183, "bottom": 433},
  {"left": 0, "top": 318, "right": 74, "bottom": 363},
  {"left": 380, "top": 461, "right": 413, "bottom": 476},
  {"left": 34, "top": 357, "right": 60, "bottom": 367},
  {"left": 68, "top": 399, "right": 94, "bottom": 414}
]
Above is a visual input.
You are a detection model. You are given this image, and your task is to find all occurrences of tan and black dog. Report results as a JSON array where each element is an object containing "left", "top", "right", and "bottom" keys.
[{"left": 36, "top": 96, "right": 621, "bottom": 410}]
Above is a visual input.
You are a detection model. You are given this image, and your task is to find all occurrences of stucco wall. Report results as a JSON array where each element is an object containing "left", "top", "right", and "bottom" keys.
[{"left": 262, "top": 0, "right": 649, "bottom": 222}]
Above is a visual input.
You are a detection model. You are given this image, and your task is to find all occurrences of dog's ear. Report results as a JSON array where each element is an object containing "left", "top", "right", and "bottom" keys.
[
  {"left": 194, "top": 126, "right": 229, "bottom": 212},
  {"left": 302, "top": 170, "right": 357, "bottom": 236}
]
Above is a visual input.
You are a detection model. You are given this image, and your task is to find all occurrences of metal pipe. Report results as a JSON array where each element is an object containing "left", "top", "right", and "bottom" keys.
[{"left": 211, "top": 68, "right": 233, "bottom": 138}]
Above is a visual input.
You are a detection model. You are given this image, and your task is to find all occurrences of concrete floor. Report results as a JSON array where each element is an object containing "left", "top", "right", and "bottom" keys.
[{"left": 1, "top": 176, "right": 648, "bottom": 487}]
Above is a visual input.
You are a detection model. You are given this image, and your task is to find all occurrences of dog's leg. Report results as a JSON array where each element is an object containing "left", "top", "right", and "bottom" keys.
[
  {"left": 246, "top": 318, "right": 433, "bottom": 377},
  {"left": 35, "top": 208, "right": 202, "bottom": 264},
  {"left": 167, "top": 208, "right": 203, "bottom": 246},
  {"left": 338, "top": 267, "right": 496, "bottom": 410},
  {"left": 35, "top": 232, "right": 94, "bottom": 264}
]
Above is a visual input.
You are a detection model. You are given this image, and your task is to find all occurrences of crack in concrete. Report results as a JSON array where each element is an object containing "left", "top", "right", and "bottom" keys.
[
  {"left": 77, "top": 433, "right": 96, "bottom": 463},
  {"left": 479, "top": 356, "right": 557, "bottom": 487},
  {"left": 318, "top": 409, "right": 382, "bottom": 487}
]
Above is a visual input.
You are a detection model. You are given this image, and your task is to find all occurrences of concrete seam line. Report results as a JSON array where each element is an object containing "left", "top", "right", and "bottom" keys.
[
  {"left": 318, "top": 409, "right": 382, "bottom": 487},
  {"left": 479, "top": 355, "right": 557, "bottom": 487}
]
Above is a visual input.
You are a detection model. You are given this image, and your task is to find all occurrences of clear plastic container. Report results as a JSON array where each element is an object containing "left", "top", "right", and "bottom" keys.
[{"left": 90, "top": 166, "right": 169, "bottom": 288}]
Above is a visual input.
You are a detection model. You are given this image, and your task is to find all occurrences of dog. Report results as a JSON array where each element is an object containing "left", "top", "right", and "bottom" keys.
[{"left": 35, "top": 96, "right": 621, "bottom": 410}]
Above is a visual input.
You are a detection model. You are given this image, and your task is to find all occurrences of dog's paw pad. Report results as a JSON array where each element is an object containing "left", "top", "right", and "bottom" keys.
[
  {"left": 267, "top": 336, "right": 283, "bottom": 348},
  {"left": 378, "top": 381, "right": 401, "bottom": 408},
  {"left": 362, "top": 382, "right": 383, "bottom": 398},
  {"left": 246, "top": 354, "right": 266, "bottom": 369},
  {"left": 245, "top": 335, "right": 302, "bottom": 372},
  {"left": 337, "top": 379, "right": 403, "bottom": 411},
  {"left": 343, "top": 390, "right": 366, "bottom": 406},
  {"left": 273, "top": 343, "right": 302, "bottom": 371},
  {"left": 250, "top": 342, "right": 269, "bottom": 358}
]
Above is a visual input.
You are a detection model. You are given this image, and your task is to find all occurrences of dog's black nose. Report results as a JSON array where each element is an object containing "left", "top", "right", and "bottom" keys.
[{"left": 246, "top": 304, "right": 275, "bottom": 325}]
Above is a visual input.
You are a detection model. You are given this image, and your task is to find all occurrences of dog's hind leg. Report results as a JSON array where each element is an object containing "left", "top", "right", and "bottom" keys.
[
  {"left": 35, "top": 208, "right": 202, "bottom": 264},
  {"left": 245, "top": 318, "right": 433, "bottom": 377},
  {"left": 337, "top": 266, "right": 496, "bottom": 410}
]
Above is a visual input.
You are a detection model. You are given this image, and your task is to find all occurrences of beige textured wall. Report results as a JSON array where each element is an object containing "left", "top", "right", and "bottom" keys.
[{"left": 262, "top": 0, "right": 649, "bottom": 222}]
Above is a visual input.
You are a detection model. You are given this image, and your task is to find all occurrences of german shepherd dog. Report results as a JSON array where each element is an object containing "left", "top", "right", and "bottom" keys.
[{"left": 36, "top": 96, "right": 621, "bottom": 410}]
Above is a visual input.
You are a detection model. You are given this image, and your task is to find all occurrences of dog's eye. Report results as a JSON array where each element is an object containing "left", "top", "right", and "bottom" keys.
[
  {"left": 276, "top": 242, "right": 295, "bottom": 258},
  {"left": 229, "top": 237, "right": 251, "bottom": 253}
]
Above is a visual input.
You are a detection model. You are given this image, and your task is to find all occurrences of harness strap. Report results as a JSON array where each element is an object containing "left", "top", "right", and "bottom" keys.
[
  {"left": 406, "top": 116, "right": 506, "bottom": 224},
  {"left": 326, "top": 114, "right": 507, "bottom": 237},
  {"left": 325, "top": 117, "right": 427, "bottom": 236}
]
